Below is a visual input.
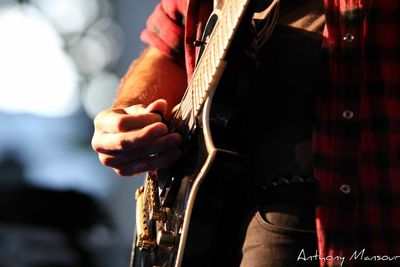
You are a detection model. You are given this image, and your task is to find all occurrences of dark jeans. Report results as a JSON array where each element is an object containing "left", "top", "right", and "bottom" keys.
[{"left": 239, "top": 183, "right": 318, "bottom": 267}]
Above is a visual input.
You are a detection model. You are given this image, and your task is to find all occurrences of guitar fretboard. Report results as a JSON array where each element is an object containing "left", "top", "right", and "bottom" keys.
[{"left": 171, "top": 0, "right": 251, "bottom": 132}]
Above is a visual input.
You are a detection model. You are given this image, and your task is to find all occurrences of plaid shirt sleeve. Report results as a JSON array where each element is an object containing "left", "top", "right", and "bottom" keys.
[
  {"left": 314, "top": 0, "right": 400, "bottom": 265},
  {"left": 140, "top": 0, "right": 187, "bottom": 65}
]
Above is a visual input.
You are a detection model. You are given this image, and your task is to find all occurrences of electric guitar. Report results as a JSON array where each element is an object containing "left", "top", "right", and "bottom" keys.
[{"left": 131, "top": 1, "right": 279, "bottom": 266}]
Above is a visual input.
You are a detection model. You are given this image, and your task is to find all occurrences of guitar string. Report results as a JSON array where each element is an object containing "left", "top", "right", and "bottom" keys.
[
  {"left": 169, "top": 0, "right": 246, "bottom": 132},
  {"left": 172, "top": 0, "right": 278, "bottom": 133},
  {"left": 172, "top": 12, "right": 230, "bottom": 124}
]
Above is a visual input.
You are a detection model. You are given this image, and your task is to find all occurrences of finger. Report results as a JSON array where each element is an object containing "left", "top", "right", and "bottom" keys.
[
  {"left": 94, "top": 107, "right": 161, "bottom": 133},
  {"left": 112, "top": 148, "right": 182, "bottom": 176},
  {"left": 98, "top": 133, "right": 182, "bottom": 167},
  {"left": 92, "top": 122, "right": 169, "bottom": 152},
  {"left": 117, "top": 112, "right": 162, "bottom": 132}
]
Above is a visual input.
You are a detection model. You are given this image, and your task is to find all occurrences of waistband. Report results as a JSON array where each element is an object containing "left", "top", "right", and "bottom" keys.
[
  {"left": 246, "top": 174, "right": 316, "bottom": 203},
  {"left": 260, "top": 174, "right": 315, "bottom": 190}
]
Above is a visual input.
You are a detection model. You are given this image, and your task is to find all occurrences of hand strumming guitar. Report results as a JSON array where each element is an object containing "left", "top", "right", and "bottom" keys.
[
  {"left": 91, "top": 47, "right": 187, "bottom": 177},
  {"left": 91, "top": 99, "right": 183, "bottom": 176}
]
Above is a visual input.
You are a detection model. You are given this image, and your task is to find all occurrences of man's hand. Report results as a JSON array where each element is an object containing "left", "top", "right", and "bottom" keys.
[{"left": 91, "top": 99, "right": 182, "bottom": 176}]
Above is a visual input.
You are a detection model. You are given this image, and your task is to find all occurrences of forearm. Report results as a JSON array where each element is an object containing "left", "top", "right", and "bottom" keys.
[{"left": 113, "top": 47, "right": 188, "bottom": 114}]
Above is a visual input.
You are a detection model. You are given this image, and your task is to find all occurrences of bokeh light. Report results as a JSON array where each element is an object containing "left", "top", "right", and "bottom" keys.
[
  {"left": 31, "top": 0, "right": 100, "bottom": 35},
  {"left": 0, "top": 4, "right": 80, "bottom": 117},
  {"left": 68, "top": 17, "right": 124, "bottom": 75},
  {"left": 82, "top": 71, "right": 120, "bottom": 118}
]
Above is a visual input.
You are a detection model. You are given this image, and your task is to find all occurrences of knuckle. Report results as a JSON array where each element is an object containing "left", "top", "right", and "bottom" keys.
[
  {"left": 93, "top": 112, "right": 102, "bottom": 127},
  {"left": 93, "top": 109, "right": 108, "bottom": 127},
  {"left": 119, "top": 139, "right": 132, "bottom": 150},
  {"left": 124, "top": 104, "right": 145, "bottom": 114},
  {"left": 91, "top": 135, "right": 101, "bottom": 152},
  {"left": 115, "top": 117, "right": 126, "bottom": 131},
  {"left": 109, "top": 133, "right": 133, "bottom": 151},
  {"left": 103, "top": 157, "right": 116, "bottom": 167}
]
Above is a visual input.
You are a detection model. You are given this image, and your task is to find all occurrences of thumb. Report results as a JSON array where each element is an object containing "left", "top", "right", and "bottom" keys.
[{"left": 146, "top": 99, "right": 168, "bottom": 119}]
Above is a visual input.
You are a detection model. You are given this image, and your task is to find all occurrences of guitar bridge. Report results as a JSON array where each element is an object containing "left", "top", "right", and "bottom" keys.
[{"left": 135, "top": 171, "right": 166, "bottom": 250}]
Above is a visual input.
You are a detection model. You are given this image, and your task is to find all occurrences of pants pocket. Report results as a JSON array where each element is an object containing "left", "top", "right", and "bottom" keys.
[
  {"left": 256, "top": 203, "right": 316, "bottom": 234},
  {"left": 240, "top": 204, "right": 318, "bottom": 267}
]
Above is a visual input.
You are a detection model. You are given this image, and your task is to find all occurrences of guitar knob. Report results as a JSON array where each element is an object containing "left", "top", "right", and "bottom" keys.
[{"left": 156, "top": 230, "right": 175, "bottom": 249}]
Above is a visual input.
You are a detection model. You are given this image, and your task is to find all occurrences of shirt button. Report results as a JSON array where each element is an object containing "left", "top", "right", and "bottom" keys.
[
  {"left": 343, "top": 33, "right": 355, "bottom": 44},
  {"left": 343, "top": 109, "right": 354, "bottom": 119},
  {"left": 340, "top": 184, "right": 351, "bottom": 194}
]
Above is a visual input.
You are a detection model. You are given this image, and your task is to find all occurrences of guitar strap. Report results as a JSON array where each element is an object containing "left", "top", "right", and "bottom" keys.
[
  {"left": 213, "top": 0, "right": 280, "bottom": 48},
  {"left": 244, "top": 0, "right": 325, "bottom": 65},
  {"left": 240, "top": 0, "right": 281, "bottom": 63},
  {"left": 214, "top": 0, "right": 324, "bottom": 49}
]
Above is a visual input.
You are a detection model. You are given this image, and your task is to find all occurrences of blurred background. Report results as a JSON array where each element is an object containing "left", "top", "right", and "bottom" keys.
[{"left": 0, "top": 0, "right": 158, "bottom": 266}]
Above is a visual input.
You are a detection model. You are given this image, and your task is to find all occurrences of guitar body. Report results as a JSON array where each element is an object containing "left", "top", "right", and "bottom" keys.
[
  {"left": 178, "top": 104, "right": 246, "bottom": 267},
  {"left": 131, "top": 1, "right": 279, "bottom": 266},
  {"left": 133, "top": 66, "right": 248, "bottom": 267}
]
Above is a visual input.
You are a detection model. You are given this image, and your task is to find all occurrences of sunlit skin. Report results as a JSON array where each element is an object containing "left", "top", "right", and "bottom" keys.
[{"left": 91, "top": 47, "right": 187, "bottom": 176}]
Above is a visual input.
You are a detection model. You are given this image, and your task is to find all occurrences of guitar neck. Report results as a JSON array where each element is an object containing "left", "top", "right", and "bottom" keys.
[{"left": 170, "top": 0, "right": 252, "bottom": 133}]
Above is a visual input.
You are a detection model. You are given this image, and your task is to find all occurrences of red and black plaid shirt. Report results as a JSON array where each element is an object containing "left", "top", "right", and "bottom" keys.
[
  {"left": 141, "top": 0, "right": 400, "bottom": 265},
  {"left": 315, "top": 0, "right": 400, "bottom": 265}
]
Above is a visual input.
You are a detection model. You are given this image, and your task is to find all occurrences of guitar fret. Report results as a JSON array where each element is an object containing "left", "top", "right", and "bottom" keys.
[
  {"left": 183, "top": 96, "right": 190, "bottom": 118},
  {"left": 201, "top": 58, "right": 207, "bottom": 85},
  {"left": 190, "top": 77, "right": 194, "bottom": 110},
  {"left": 215, "top": 29, "right": 223, "bottom": 59},
  {"left": 192, "top": 78, "right": 197, "bottom": 110},
  {"left": 237, "top": 0, "right": 246, "bottom": 14},
  {"left": 192, "top": 76, "right": 197, "bottom": 112},
  {"left": 209, "top": 41, "right": 215, "bottom": 70},
  {"left": 231, "top": 0, "right": 237, "bottom": 19},
  {"left": 206, "top": 56, "right": 212, "bottom": 80},
  {"left": 214, "top": 38, "right": 220, "bottom": 66},
  {"left": 201, "top": 68, "right": 207, "bottom": 97},
  {"left": 204, "top": 57, "right": 208, "bottom": 80},
  {"left": 199, "top": 76, "right": 205, "bottom": 110},
  {"left": 236, "top": 0, "right": 245, "bottom": 18},
  {"left": 193, "top": 78, "right": 198, "bottom": 109},
  {"left": 220, "top": 23, "right": 226, "bottom": 52},
  {"left": 196, "top": 78, "right": 201, "bottom": 110},
  {"left": 197, "top": 76, "right": 202, "bottom": 108},
  {"left": 188, "top": 88, "right": 193, "bottom": 116},
  {"left": 225, "top": 9, "right": 232, "bottom": 35}
]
